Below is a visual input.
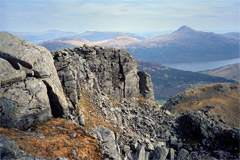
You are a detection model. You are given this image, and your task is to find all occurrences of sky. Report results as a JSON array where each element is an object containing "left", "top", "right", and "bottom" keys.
[{"left": 0, "top": 0, "right": 239, "bottom": 33}]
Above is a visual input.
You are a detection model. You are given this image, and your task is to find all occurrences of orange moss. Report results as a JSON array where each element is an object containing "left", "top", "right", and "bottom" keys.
[{"left": 0, "top": 118, "right": 102, "bottom": 160}]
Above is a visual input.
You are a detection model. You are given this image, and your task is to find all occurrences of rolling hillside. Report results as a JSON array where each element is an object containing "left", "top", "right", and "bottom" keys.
[
  {"left": 137, "top": 61, "right": 236, "bottom": 100},
  {"left": 79, "top": 31, "right": 145, "bottom": 41},
  {"left": 200, "top": 63, "right": 240, "bottom": 82},
  {"left": 163, "top": 83, "right": 240, "bottom": 128}
]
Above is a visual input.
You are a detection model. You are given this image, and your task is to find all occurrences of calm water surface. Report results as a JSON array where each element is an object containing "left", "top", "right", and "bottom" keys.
[{"left": 162, "top": 58, "right": 240, "bottom": 72}]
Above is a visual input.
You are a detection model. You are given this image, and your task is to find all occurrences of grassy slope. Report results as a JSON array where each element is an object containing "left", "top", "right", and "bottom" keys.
[{"left": 163, "top": 83, "right": 240, "bottom": 127}]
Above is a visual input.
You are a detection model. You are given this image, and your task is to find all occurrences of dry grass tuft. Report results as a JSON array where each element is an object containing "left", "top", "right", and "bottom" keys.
[
  {"left": 0, "top": 118, "right": 102, "bottom": 160},
  {"left": 135, "top": 96, "right": 151, "bottom": 106}
]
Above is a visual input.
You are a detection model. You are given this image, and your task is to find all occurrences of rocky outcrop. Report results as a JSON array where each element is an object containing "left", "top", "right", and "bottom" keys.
[
  {"left": 0, "top": 32, "right": 69, "bottom": 129},
  {"left": 52, "top": 45, "right": 154, "bottom": 102},
  {"left": 51, "top": 45, "right": 154, "bottom": 126}
]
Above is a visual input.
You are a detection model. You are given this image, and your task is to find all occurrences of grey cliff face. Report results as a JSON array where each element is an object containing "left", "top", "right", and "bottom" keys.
[
  {"left": 52, "top": 45, "right": 154, "bottom": 102},
  {"left": 0, "top": 32, "right": 69, "bottom": 129}
]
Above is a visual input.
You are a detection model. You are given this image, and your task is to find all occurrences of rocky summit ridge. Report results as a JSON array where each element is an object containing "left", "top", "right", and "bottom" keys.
[{"left": 0, "top": 32, "right": 240, "bottom": 160}]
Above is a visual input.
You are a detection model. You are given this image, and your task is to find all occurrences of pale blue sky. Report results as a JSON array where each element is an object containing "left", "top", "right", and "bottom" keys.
[{"left": 0, "top": 0, "right": 239, "bottom": 33}]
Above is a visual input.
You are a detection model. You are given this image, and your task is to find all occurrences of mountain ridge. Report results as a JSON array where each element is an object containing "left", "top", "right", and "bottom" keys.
[
  {"left": 38, "top": 26, "right": 240, "bottom": 65},
  {"left": 127, "top": 25, "right": 240, "bottom": 63}
]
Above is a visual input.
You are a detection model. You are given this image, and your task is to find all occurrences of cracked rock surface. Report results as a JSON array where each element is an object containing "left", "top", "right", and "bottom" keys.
[
  {"left": 0, "top": 32, "right": 69, "bottom": 129},
  {"left": 52, "top": 45, "right": 154, "bottom": 102}
]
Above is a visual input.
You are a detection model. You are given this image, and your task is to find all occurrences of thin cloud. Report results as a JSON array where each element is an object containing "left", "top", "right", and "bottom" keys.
[{"left": 0, "top": 0, "right": 239, "bottom": 32}]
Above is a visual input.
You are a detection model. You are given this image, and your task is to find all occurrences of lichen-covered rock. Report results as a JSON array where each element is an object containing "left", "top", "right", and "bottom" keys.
[
  {"left": 0, "top": 32, "right": 69, "bottom": 129},
  {"left": 90, "top": 125, "right": 121, "bottom": 160}
]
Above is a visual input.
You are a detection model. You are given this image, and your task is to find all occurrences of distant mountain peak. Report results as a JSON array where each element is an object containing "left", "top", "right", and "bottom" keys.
[{"left": 174, "top": 25, "right": 196, "bottom": 33}]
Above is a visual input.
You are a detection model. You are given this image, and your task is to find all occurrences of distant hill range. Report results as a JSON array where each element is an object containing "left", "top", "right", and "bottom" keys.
[
  {"left": 39, "top": 31, "right": 144, "bottom": 51},
  {"left": 79, "top": 31, "right": 145, "bottom": 41},
  {"left": 162, "top": 83, "right": 240, "bottom": 128},
  {"left": 137, "top": 61, "right": 236, "bottom": 100},
  {"left": 39, "top": 26, "right": 240, "bottom": 64},
  {"left": 200, "top": 62, "right": 240, "bottom": 82},
  {"left": 10, "top": 30, "right": 79, "bottom": 43}
]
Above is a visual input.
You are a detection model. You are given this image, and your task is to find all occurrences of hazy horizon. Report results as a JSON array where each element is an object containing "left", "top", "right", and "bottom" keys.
[{"left": 0, "top": 0, "right": 239, "bottom": 33}]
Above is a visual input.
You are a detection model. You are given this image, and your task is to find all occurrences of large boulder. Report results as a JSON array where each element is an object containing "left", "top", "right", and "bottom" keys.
[{"left": 0, "top": 32, "right": 69, "bottom": 129}]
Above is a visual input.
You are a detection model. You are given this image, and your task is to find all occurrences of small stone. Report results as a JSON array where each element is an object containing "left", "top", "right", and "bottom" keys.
[
  {"left": 146, "top": 142, "right": 154, "bottom": 151},
  {"left": 72, "top": 133, "right": 77, "bottom": 138},
  {"left": 165, "top": 110, "right": 172, "bottom": 115},
  {"left": 73, "top": 149, "right": 78, "bottom": 158},
  {"left": 135, "top": 145, "right": 145, "bottom": 160},
  {"left": 169, "top": 148, "right": 175, "bottom": 160},
  {"left": 154, "top": 146, "right": 169, "bottom": 160},
  {"left": 157, "top": 141, "right": 166, "bottom": 147},
  {"left": 56, "top": 157, "right": 68, "bottom": 160},
  {"left": 150, "top": 138, "right": 155, "bottom": 142},
  {"left": 19, "top": 132, "right": 45, "bottom": 139},
  {"left": 177, "top": 148, "right": 189, "bottom": 160}
]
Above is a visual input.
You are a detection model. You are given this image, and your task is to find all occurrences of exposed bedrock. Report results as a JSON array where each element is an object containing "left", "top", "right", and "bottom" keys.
[
  {"left": 0, "top": 32, "right": 69, "bottom": 129},
  {"left": 52, "top": 45, "right": 154, "bottom": 102}
]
